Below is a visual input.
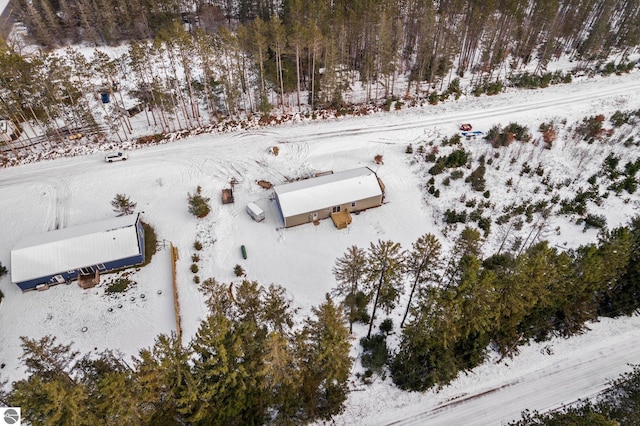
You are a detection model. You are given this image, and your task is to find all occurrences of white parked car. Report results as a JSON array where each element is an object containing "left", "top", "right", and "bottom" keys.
[{"left": 104, "top": 151, "right": 128, "bottom": 162}]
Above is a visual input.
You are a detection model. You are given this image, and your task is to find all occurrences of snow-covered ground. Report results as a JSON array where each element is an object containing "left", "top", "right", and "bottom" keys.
[{"left": 1, "top": 70, "right": 640, "bottom": 424}]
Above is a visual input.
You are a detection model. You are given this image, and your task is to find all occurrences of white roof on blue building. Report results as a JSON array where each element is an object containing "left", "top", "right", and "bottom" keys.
[
  {"left": 274, "top": 167, "right": 382, "bottom": 218},
  {"left": 11, "top": 214, "right": 141, "bottom": 284}
]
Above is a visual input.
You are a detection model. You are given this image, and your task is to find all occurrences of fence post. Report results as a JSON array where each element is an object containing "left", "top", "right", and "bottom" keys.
[{"left": 170, "top": 243, "right": 182, "bottom": 342}]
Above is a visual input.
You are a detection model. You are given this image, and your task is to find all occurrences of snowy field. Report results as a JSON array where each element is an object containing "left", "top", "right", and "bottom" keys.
[{"left": 1, "top": 70, "right": 640, "bottom": 424}]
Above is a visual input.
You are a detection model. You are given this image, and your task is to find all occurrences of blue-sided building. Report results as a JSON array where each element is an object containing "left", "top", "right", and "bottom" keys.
[{"left": 11, "top": 214, "right": 145, "bottom": 291}]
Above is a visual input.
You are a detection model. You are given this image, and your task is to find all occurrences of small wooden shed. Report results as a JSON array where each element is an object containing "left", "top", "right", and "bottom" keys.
[{"left": 222, "top": 188, "right": 234, "bottom": 204}]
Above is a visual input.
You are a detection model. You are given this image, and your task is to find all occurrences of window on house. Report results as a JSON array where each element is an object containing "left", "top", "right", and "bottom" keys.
[
  {"left": 351, "top": 201, "right": 356, "bottom": 207},
  {"left": 332, "top": 206, "right": 340, "bottom": 213},
  {"left": 97, "top": 263, "right": 106, "bottom": 270}
]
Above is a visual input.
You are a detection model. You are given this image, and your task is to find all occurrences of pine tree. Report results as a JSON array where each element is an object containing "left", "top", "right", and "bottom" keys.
[
  {"left": 332, "top": 245, "right": 367, "bottom": 333},
  {"left": 451, "top": 255, "right": 497, "bottom": 369},
  {"left": 298, "top": 294, "right": 352, "bottom": 421},
  {"left": 364, "top": 239, "right": 406, "bottom": 338},
  {"left": 76, "top": 350, "right": 141, "bottom": 423},
  {"left": 598, "top": 221, "right": 639, "bottom": 316},
  {"left": 133, "top": 333, "right": 192, "bottom": 424},
  {"left": 401, "top": 233, "right": 442, "bottom": 328},
  {"left": 9, "top": 336, "right": 97, "bottom": 425},
  {"left": 268, "top": 15, "right": 287, "bottom": 111},
  {"left": 390, "top": 287, "right": 459, "bottom": 391},
  {"left": 111, "top": 193, "right": 137, "bottom": 215},
  {"left": 186, "top": 311, "right": 252, "bottom": 424},
  {"left": 259, "top": 331, "right": 301, "bottom": 422},
  {"left": 18, "top": 336, "right": 79, "bottom": 381},
  {"left": 442, "top": 226, "right": 482, "bottom": 288},
  {"left": 10, "top": 375, "right": 95, "bottom": 425},
  {"left": 262, "top": 283, "right": 294, "bottom": 333},
  {"left": 187, "top": 186, "right": 211, "bottom": 218}
]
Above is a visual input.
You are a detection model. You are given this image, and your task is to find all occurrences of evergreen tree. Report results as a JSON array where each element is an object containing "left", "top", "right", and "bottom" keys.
[
  {"left": 401, "top": 233, "right": 442, "bottom": 328},
  {"left": 76, "top": 350, "right": 141, "bottom": 424},
  {"left": 187, "top": 185, "right": 211, "bottom": 218},
  {"left": 364, "top": 239, "right": 406, "bottom": 338},
  {"left": 390, "top": 287, "right": 460, "bottom": 391},
  {"left": 10, "top": 375, "right": 95, "bottom": 425},
  {"left": 332, "top": 245, "right": 367, "bottom": 333},
  {"left": 442, "top": 226, "right": 482, "bottom": 288},
  {"left": 133, "top": 333, "right": 192, "bottom": 424},
  {"left": 111, "top": 193, "right": 137, "bottom": 215},
  {"left": 9, "top": 336, "right": 97, "bottom": 425},
  {"left": 298, "top": 294, "right": 352, "bottom": 421},
  {"left": 262, "top": 283, "right": 294, "bottom": 333},
  {"left": 600, "top": 218, "right": 640, "bottom": 316},
  {"left": 259, "top": 330, "right": 301, "bottom": 422},
  {"left": 184, "top": 311, "right": 254, "bottom": 424},
  {"left": 450, "top": 255, "right": 497, "bottom": 370}
]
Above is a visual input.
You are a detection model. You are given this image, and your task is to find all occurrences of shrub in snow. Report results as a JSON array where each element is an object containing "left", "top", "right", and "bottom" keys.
[
  {"left": 188, "top": 186, "right": 211, "bottom": 218},
  {"left": 610, "top": 110, "right": 631, "bottom": 127},
  {"left": 193, "top": 240, "right": 203, "bottom": 251},
  {"left": 380, "top": 318, "right": 393, "bottom": 335},
  {"left": 441, "top": 134, "right": 462, "bottom": 147},
  {"left": 107, "top": 278, "right": 131, "bottom": 293},
  {"left": 190, "top": 264, "right": 199, "bottom": 273},
  {"left": 111, "top": 193, "right": 137, "bottom": 216},
  {"left": 574, "top": 114, "right": 608, "bottom": 141},
  {"left": 360, "top": 334, "right": 389, "bottom": 377},
  {"left": 142, "top": 222, "right": 158, "bottom": 265},
  {"left": 486, "top": 122, "right": 530, "bottom": 147},
  {"left": 429, "top": 149, "right": 469, "bottom": 175},
  {"left": 444, "top": 209, "right": 467, "bottom": 224},
  {"left": 520, "top": 162, "right": 532, "bottom": 175},
  {"left": 478, "top": 217, "right": 491, "bottom": 236},
  {"left": 451, "top": 170, "right": 464, "bottom": 180},
  {"left": 234, "top": 264, "right": 245, "bottom": 277},
  {"left": 466, "top": 165, "right": 486, "bottom": 192},
  {"left": 583, "top": 214, "right": 607, "bottom": 231}
]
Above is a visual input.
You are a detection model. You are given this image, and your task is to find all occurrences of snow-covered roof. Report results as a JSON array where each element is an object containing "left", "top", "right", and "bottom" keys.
[
  {"left": 11, "top": 214, "right": 141, "bottom": 283},
  {"left": 274, "top": 167, "right": 382, "bottom": 218}
]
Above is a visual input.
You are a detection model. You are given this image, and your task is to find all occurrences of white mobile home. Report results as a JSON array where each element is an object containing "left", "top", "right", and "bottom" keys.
[
  {"left": 273, "top": 167, "right": 384, "bottom": 228},
  {"left": 11, "top": 214, "right": 145, "bottom": 291}
]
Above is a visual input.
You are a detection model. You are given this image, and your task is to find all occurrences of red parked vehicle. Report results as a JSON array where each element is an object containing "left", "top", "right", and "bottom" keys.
[{"left": 459, "top": 123, "right": 473, "bottom": 131}]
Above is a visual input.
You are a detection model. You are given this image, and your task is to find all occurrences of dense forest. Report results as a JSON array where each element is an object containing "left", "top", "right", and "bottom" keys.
[
  {"left": 3, "top": 1, "right": 640, "bottom": 423},
  {"left": 1, "top": 0, "right": 639, "bottom": 151},
  {"left": 0, "top": 281, "right": 353, "bottom": 424}
]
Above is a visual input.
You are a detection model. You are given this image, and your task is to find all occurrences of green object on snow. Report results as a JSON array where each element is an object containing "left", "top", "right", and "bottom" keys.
[{"left": 241, "top": 245, "right": 247, "bottom": 259}]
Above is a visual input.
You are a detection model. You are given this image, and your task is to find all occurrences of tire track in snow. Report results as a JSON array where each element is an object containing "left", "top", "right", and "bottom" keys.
[
  {"left": 299, "top": 80, "right": 640, "bottom": 142},
  {"left": 380, "top": 328, "right": 640, "bottom": 426},
  {"left": 42, "top": 178, "right": 71, "bottom": 231},
  {"left": 2, "top": 78, "right": 638, "bottom": 189}
]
